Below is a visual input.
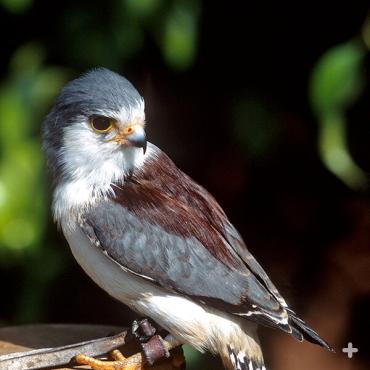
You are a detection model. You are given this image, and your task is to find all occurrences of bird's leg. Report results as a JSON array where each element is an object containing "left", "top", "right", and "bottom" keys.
[
  {"left": 131, "top": 318, "right": 158, "bottom": 343},
  {"left": 75, "top": 327, "right": 184, "bottom": 370},
  {"left": 159, "top": 334, "right": 185, "bottom": 368},
  {"left": 142, "top": 334, "right": 185, "bottom": 368}
]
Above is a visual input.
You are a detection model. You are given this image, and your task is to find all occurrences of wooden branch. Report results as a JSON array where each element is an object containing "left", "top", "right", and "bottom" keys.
[
  {"left": 0, "top": 329, "right": 128, "bottom": 370},
  {"left": 0, "top": 324, "right": 185, "bottom": 370}
]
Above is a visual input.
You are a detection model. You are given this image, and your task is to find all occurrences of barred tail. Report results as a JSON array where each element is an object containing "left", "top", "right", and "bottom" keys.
[{"left": 227, "top": 347, "right": 266, "bottom": 370}]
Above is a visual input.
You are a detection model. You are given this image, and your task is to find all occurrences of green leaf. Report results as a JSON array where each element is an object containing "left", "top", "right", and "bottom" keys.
[
  {"left": 309, "top": 40, "right": 368, "bottom": 190},
  {"left": 310, "top": 41, "right": 365, "bottom": 114},
  {"left": 124, "top": 0, "right": 163, "bottom": 19},
  {"left": 162, "top": 1, "right": 200, "bottom": 70},
  {"left": 318, "top": 112, "right": 368, "bottom": 190}
]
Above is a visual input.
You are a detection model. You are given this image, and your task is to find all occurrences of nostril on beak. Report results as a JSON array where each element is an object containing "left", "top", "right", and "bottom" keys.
[{"left": 126, "top": 126, "right": 147, "bottom": 154}]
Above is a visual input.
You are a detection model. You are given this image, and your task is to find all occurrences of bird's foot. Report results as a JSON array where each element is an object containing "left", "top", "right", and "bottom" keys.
[
  {"left": 75, "top": 348, "right": 142, "bottom": 370},
  {"left": 75, "top": 334, "right": 184, "bottom": 369}
]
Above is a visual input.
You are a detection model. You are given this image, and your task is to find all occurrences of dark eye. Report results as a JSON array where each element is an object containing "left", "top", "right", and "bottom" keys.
[{"left": 90, "top": 116, "right": 115, "bottom": 133}]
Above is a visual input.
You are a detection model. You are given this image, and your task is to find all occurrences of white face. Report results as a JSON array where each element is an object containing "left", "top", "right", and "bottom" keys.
[
  {"left": 52, "top": 100, "right": 148, "bottom": 223},
  {"left": 62, "top": 101, "right": 146, "bottom": 178}
]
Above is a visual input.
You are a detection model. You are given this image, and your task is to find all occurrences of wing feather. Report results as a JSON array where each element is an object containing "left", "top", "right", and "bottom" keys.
[
  {"left": 79, "top": 145, "right": 332, "bottom": 350},
  {"left": 81, "top": 200, "right": 284, "bottom": 321},
  {"left": 79, "top": 147, "right": 289, "bottom": 329}
]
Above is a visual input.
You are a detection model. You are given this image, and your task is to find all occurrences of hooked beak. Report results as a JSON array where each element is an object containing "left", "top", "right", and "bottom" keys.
[
  {"left": 126, "top": 125, "right": 147, "bottom": 154},
  {"left": 110, "top": 124, "right": 147, "bottom": 154}
]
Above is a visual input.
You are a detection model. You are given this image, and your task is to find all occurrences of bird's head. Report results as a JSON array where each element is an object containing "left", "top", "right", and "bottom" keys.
[{"left": 42, "top": 68, "right": 147, "bottom": 188}]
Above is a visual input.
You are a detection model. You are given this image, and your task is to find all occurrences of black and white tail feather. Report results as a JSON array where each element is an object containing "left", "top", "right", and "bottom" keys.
[
  {"left": 226, "top": 307, "right": 333, "bottom": 370},
  {"left": 228, "top": 346, "right": 266, "bottom": 370},
  {"left": 286, "top": 308, "right": 333, "bottom": 351}
]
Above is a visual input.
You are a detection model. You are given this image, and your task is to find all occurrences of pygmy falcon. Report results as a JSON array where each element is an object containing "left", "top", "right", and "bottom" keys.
[{"left": 43, "top": 69, "right": 333, "bottom": 370}]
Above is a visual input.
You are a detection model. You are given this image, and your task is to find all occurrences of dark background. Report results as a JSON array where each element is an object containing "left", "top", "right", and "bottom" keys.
[{"left": 0, "top": 1, "right": 369, "bottom": 369}]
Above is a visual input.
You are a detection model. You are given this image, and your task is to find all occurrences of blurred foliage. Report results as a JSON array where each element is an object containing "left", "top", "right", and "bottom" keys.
[
  {"left": 0, "top": 43, "right": 69, "bottom": 321},
  {"left": 233, "top": 97, "right": 280, "bottom": 162},
  {"left": 0, "top": 43, "right": 68, "bottom": 256},
  {"left": 309, "top": 36, "right": 369, "bottom": 190},
  {"left": 59, "top": 0, "right": 200, "bottom": 70},
  {"left": 162, "top": 0, "right": 200, "bottom": 69},
  {"left": 0, "top": 0, "right": 32, "bottom": 14}
]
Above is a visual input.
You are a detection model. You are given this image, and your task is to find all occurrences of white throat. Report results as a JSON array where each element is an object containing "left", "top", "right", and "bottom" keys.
[{"left": 52, "top": 139, "right": 151, "bottom": 226}]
